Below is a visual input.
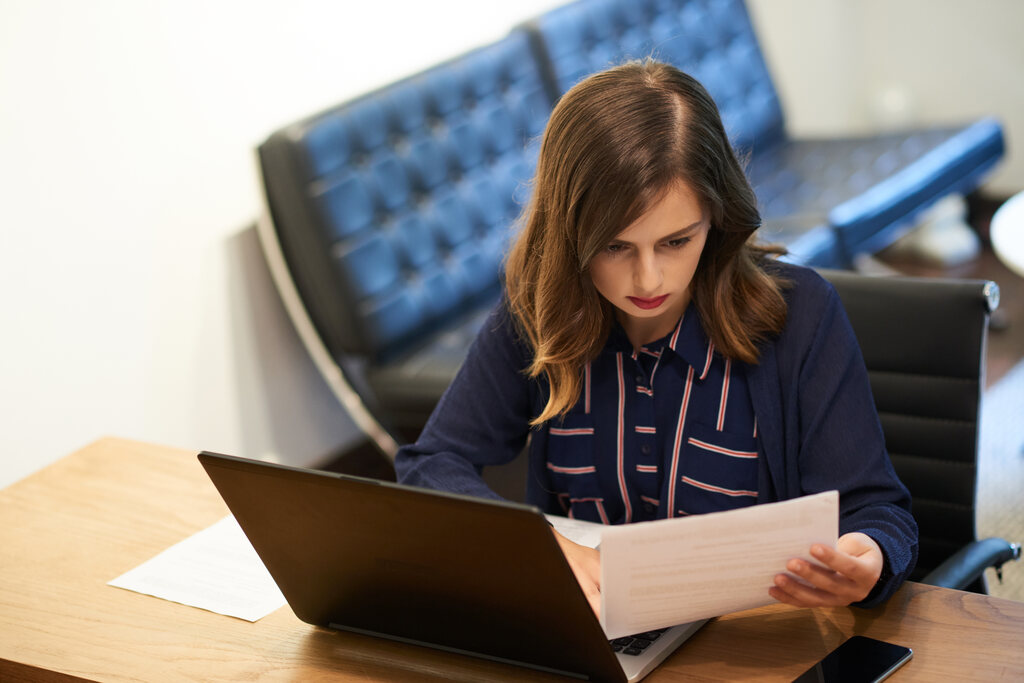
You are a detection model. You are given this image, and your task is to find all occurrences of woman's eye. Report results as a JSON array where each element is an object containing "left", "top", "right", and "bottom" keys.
[
  {"left": 665, "top": 237, "right": 691, "bottom": 249},
  {"left": 605, "top": 243, "right": 626, "bottom": 254}
]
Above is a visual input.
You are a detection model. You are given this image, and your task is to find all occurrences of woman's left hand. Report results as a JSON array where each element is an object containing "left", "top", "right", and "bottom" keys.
[{"left": 769, "top": 532, "right": 884, "bottom": 607}]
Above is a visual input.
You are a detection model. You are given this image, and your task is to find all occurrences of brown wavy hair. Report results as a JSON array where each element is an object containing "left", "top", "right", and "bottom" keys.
[{"left": 505, "top": 60, "right": 788, "bottom": 425}]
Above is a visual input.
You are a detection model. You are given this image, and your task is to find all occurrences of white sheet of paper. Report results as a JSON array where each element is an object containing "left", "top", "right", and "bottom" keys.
[
  {"left": 545, "top": 513, "right": 605, "bottom": 549},
  {"left": 600, "top": 491, "right": 838, "bottom": 638},
  {"left": 108, "top": 515, "right": 286, "bottom": 622}
]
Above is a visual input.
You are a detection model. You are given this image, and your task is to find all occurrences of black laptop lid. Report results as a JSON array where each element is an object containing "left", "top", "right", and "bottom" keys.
[{"left": 198, "top": 452, "right": 625, "bottom": 681}]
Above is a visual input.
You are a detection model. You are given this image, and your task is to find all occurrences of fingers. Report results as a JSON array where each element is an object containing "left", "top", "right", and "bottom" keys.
[
  {"left": 769, "top": 556, "right": 860, "bottom": 607},
  {"left": 770, "top": 534, "right": 884, "bottom": 608},
  {"left": 769, "top": 576, "right": 837, "bottom": 607},
  {"left": 807, "top": 543, "right": 876, "bottom": 586}
]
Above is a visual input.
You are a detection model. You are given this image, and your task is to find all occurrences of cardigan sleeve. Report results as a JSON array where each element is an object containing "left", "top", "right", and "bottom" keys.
[
  {"left": 787, "top": 270, "right": 919, "bottom": 606},
  {"left": 394, "top": 301, "right": 536, "bottom": 500}
]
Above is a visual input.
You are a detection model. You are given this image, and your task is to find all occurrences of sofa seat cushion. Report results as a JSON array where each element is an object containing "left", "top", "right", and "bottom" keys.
[
  {"left": 751, "top": 118, "right": 1005, "bottom": 266},
  {"left": 365, "top": 301, "right": 497, "bottom": 430}
]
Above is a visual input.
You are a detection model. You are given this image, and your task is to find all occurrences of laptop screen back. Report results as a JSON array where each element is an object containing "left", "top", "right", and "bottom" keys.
[{"left": 198, "top": 452, "right": 626, "bottom": 681}]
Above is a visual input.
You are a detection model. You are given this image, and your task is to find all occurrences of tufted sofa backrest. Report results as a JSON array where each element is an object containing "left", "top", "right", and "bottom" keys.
[
  {"left": 259, "top": 32, "right": 550, "bottom": 362},
  {"left": 525, "top": 0, "right": 785, "bottom": 154}
]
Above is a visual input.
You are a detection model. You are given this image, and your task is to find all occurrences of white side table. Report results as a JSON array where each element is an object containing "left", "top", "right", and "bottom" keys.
[{"left": 991, "top": 192, "right": 1024, "bottom": 278}]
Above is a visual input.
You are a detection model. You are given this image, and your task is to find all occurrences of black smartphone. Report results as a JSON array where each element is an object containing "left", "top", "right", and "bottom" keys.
[{"left": 792, "top": 636, "right": 913, "bottom": 683}]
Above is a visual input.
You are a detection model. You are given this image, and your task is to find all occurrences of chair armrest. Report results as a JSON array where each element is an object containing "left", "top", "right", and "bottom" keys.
[{"left": 921, "top": 537, "right": 1022, "bottom": 590}]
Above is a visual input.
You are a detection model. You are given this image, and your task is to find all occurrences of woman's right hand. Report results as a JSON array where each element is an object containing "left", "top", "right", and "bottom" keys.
[{"left": 552, "top": 529, "right": 602, "bottom": 617}]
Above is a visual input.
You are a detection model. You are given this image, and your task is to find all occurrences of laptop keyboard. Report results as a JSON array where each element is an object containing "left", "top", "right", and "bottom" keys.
[{"left": 610, "top": 628, "right": 668, "bottom": 656}]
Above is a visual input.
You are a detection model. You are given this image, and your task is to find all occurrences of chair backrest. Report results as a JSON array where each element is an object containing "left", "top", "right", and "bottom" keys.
[
  {"left": 258, "top": 31, "right": 550, "bottom": 363},
  {"left": 820, "top": 270, "right": 1000, "bottom": 583},
  {"left": 524, "top": 0, "right": 786, "bottom": 153}
]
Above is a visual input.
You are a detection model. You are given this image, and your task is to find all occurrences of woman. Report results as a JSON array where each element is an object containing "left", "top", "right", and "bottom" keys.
[{"left": 396, "top": 60, "right": 917, "bottom": 615}]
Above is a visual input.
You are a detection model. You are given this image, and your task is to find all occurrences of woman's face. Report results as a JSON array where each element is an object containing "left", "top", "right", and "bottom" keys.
[{"left": 589, "top": 182, "right": 709, "bottom": 347}]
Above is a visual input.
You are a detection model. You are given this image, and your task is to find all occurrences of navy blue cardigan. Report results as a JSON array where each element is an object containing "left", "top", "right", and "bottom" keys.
[{"left": 397, "top": 264, "right": 918, "bottom": 607}]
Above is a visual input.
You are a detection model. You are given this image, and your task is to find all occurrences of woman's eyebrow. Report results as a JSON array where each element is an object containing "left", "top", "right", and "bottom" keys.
[
  {"left": 664, "top": 221, "right": 705, "bottom": 239},
  {"left": 609, "top": 219, "right": 707, "bottom": 245},
  {"left": 650, "top": 220, "right": 706, "bottom": 242}
]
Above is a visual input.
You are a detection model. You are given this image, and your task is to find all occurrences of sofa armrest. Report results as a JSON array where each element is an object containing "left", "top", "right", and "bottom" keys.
[{"left": 921, "top": 537, "right": 1021, "bottom": 591}]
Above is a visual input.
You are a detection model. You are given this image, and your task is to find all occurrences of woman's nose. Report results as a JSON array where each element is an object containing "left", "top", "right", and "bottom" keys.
[{"left": 635, "top": 252, "right": 662, "bottom": 293}]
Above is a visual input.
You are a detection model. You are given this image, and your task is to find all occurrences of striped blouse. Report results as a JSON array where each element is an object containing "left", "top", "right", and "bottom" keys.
[
  {"left": 544, "top": 304, "right": 758, "bottom": 524},
  {"left": 397, "top": 264, "right": 919, "bottom": 608}
]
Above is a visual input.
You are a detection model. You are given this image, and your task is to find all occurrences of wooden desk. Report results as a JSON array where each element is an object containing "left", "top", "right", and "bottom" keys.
[{"left": 2, "top": 438, "right": 1023, "bottom": 681}]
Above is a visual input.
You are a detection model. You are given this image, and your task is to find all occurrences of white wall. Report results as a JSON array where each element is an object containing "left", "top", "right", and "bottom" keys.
[
  {"left": 1, "top": 0, "right": 1021, "bottom": 489},
  {"left": 0, "top": 0, "right": 564, "bottom": 488}
]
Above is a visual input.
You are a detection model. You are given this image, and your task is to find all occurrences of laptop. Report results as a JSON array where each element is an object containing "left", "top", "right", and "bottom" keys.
[{"left": 198, "top": 451, "right": 705, "bottom": 682}]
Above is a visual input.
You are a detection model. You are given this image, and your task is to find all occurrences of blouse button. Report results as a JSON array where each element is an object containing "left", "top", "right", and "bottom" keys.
[{"left": 640, "top": 444, "right": 651, "bottom": 455}]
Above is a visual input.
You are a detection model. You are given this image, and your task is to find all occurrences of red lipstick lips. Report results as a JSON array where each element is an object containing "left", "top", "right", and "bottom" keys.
[{"left": 628, "top": 294, "right": 669, "bottom": 310}]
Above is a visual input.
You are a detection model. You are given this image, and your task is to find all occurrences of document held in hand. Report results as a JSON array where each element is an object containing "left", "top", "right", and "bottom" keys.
[{"left": 598, "top": 490, "right": 838, "bottom": 638}]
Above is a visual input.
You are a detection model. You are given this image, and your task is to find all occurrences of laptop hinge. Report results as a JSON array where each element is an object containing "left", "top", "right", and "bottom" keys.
[{"left": 328, "top": 622, "right": 590, "bottom": 680}]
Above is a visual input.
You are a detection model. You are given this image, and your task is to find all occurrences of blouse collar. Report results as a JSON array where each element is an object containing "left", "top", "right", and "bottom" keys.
[{"left": 605, "top": 303, "right": 715, "bottom": 380}]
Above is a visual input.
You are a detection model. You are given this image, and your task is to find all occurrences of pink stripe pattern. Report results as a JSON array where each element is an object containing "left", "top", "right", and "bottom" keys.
[
  {"left": 687, "top": 437, "right": 758, "bottom": 459},
  {"left": 716, "top": 358, "right": 731, "bottom": 430},
  {"left": 546, "top": 463, "right": 597, "bottom": 474},
  {"left": 615, "top": 353, "right": 633, "bottom": 522},
  {"left": 549, "top": 427, "right": 594, "bottom": 436},
  {"left": 669, "top": 316, "right": 684, "bottom": 349},
  {"left": 681, "top": 475, "right": 757, "bottom": 498},
  {"left": 666, "top": 365, "right": 696, "bottom": 518},
  {"left": 699, "top": 342, "right": 715, "bottom": 380}
]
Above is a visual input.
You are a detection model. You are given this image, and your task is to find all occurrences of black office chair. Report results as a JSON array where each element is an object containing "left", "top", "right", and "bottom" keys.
[{"left": 821, "top": 270, "right": 1021, "bottom": 593}]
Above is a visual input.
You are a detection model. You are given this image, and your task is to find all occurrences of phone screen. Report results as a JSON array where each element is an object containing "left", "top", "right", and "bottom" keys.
[{"left": 792, "top": 636, "right": 912, "bottom": 683}]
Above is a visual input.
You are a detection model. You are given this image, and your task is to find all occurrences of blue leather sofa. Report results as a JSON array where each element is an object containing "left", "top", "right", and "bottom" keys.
[
  {"left": 258, "top": 32, "right": 547, "bottom": 451},
  {"left": 256, "top": 0, "right": 1004, "bottom": 450}
]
